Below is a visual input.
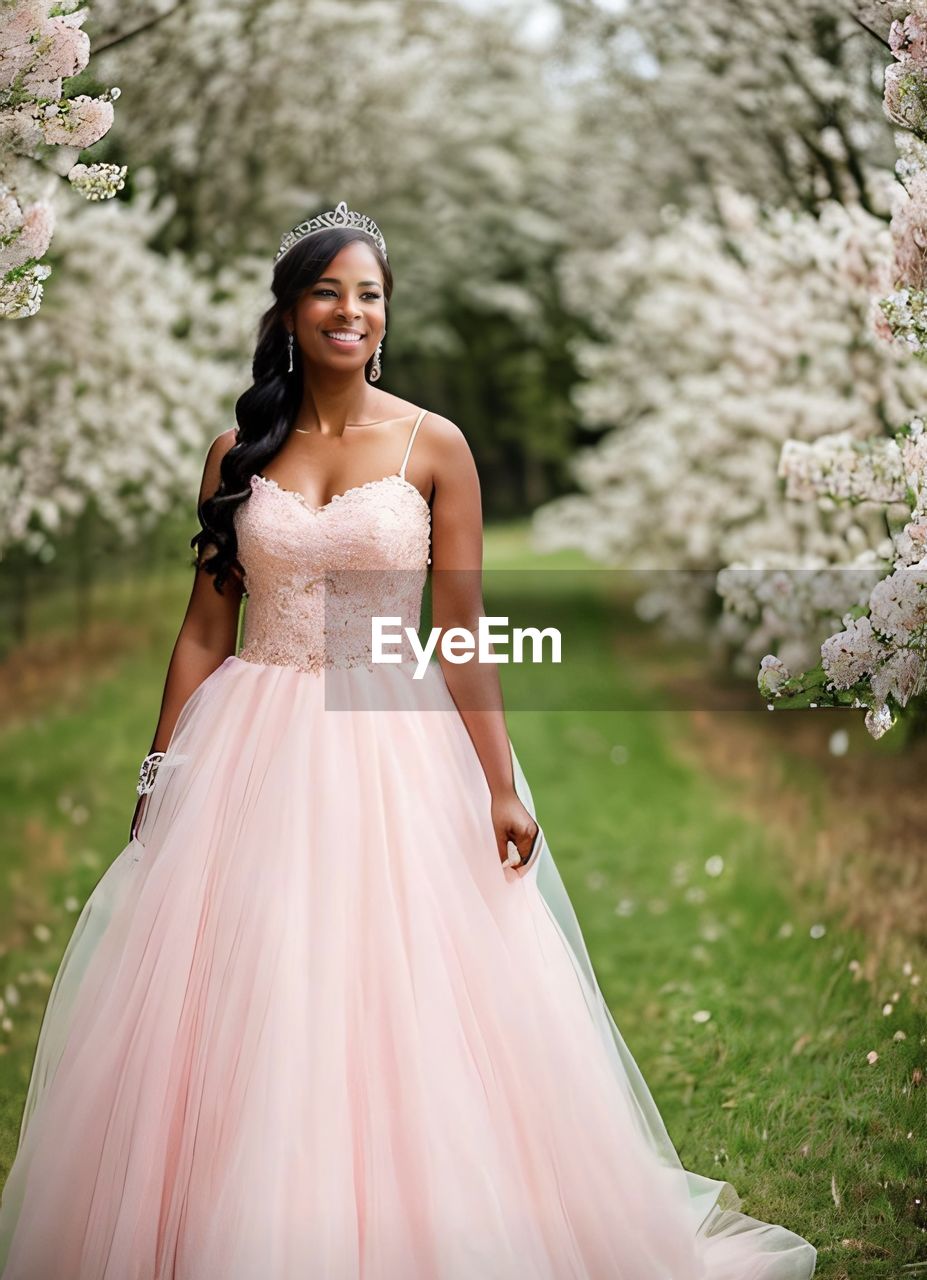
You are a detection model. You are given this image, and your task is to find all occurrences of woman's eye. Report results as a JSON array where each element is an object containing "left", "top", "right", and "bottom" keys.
[{"left": 314, "top": 289, "right": 381, "bottom": 300}]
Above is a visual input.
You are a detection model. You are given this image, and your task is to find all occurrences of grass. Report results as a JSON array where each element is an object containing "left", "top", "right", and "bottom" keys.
[{"left": 0, "top": 518, "right": 924, "bottom": 1277}]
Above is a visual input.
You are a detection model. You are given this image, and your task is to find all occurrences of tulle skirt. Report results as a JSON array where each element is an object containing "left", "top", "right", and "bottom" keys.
[{"left": 0, "top": 654, "right": 817, "bottom": 1279}]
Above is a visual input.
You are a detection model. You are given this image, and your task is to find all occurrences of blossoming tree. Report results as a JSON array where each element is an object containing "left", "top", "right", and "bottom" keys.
[
  {"left": 757, "top": 4, "right": 927, "bottom": 738},
  {"left": 0, "top": 168, "right": 267, "bottom": 638},
  {"left": 0, "top": 0, "right": 127, "bottom": 317},
  {"left": 531, "top": 190, "right": 927, "bottom": 678}
]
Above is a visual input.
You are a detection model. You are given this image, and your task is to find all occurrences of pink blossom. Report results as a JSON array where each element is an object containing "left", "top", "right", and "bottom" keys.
[
  {"left": 0, "top": 199, "right": 54, "bottom": 273},
  {"left": 41, "top": 96, "right": 114, "bottom": 148},
  {"left": 890, "top": 173, "right": 927, "bottom": 290},
  {"left": 0, "top": 1, "right": 49, "bottom": 53},
  {"left": 22, "top": 19, "right": 91, "bottom": 97},
  {"left": 0, "top": 103, "right": 44, "bottom": 153},
  {"left": 821, "top": 615, "right": 886, "bottom": 688},
  {"left": 0, "top": 7, "right": 88, "bottom": 95},
  {"left": 889, "top": 15, "right": 927, "bottom": 67},
  {"left": 870, "top": 647, "right": 926, "bottom": 705}
]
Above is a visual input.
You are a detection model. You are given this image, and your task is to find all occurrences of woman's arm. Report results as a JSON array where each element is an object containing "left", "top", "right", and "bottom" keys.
[
  {"left": 424, "top": 415, "right": 538, "bottom": 869},
  {"left": 131, "top": 428, "right": 243, "bottom": 836}
]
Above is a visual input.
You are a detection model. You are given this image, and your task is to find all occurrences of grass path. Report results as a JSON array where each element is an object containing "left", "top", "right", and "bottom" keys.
[{"left": 0, "top": 525, "right": 924, "bottom": 1278}]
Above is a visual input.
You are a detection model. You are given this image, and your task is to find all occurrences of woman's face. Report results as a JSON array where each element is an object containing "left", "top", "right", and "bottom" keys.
[{"left": 289, "top": 240, "right": 386, "bottom": 375}]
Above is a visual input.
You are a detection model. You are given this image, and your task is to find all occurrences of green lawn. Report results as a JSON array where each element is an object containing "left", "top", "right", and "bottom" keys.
[{"left": 0, "top": 520, "right": 923, "bottom": 1278}]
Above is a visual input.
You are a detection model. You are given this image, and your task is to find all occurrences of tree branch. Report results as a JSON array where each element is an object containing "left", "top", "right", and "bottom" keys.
[
  {"left": 92, "top": 0, "right": 193, "bottom": 56},
  {"left": 851, "top": 13, "right": 892, "bottom": 50}
]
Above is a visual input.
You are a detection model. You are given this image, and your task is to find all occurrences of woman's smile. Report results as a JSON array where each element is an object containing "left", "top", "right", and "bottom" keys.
[{"left": 323, "top": 329, "right": 366, "bottom": 347}]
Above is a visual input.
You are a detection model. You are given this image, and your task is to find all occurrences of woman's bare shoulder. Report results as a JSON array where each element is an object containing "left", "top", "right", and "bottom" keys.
[
  {"left": 198, "top": 427, "right": 239, "bottom": 502},
  {"left": 416, "top": 412, "right": 477, "bottom": 492},
  {"left": 202, "top": 426, "right": 238, "bottom": 463},
  {"left": 418, "top": 410, "right": 469, "bottom": 450}
]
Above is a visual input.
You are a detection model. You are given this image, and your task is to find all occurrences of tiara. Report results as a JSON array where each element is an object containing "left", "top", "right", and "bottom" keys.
[{"left": 274, "top": 199, "right": 388, "bottom": 264}]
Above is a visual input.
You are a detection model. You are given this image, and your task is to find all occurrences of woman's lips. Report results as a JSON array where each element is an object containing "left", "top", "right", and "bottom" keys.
[{"left": 323, "top": 331, "right": 365, "bottom": 348}]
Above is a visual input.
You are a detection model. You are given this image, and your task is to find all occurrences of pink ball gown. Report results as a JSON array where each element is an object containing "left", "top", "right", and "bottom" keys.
[{"left": 0, "top": 409, "right": 817, "bottom": 1278}]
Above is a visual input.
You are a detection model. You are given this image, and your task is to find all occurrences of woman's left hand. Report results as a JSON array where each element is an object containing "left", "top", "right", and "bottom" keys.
[{"left": 490, "top": 790, "right": 539, "bottom": 871}]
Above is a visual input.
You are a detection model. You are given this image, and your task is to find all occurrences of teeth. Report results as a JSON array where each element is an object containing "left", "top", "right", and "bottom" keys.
[{"left": 326, "top": 331, "right": 362, "bottom": 342}]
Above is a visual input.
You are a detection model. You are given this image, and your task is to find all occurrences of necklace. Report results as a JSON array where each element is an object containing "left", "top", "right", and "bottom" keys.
[
  {"left": 293, "top": 413, "right": 413, "bottom": 435},
  {"left": 292, "top": 426, "right": 371, "bottom": 434}
]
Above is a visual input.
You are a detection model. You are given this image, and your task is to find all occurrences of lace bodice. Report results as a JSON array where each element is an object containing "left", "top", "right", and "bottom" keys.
[{"left": 233, "top": 410, "right": 432, "bottom": 675}]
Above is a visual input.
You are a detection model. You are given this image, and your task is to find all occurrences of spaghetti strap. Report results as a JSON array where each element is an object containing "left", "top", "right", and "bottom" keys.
[{"left": 398, "top": 409, "right": 428, "bottom": 480}]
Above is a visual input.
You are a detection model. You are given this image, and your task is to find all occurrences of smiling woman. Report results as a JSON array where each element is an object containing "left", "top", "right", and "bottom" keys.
[
  {"left": 290, "top": 255, "right": 385, "bottom": 375},
  {"left": 0, "top": 200, "right": 817, "bottom": 1280}
]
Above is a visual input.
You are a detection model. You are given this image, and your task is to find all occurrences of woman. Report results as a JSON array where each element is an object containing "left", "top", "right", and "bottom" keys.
[{"left": 0, "top": 200, "right": 817, "bottom": 1279}]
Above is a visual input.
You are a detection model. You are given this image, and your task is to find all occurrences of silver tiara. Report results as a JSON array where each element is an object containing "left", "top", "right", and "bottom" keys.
[{"left": 274, "top": 199, "right": 388, "bottom": 264}]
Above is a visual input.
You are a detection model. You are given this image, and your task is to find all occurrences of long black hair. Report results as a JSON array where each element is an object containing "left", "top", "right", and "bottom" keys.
[{"left": 190, "top": 218, "right": 394, "bottom": 594}]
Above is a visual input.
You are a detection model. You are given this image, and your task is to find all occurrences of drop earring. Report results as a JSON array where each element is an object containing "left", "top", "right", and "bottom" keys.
[
  {"left": 369, "top": 329, "right": 384, "bottom": 383},
  {"left": 287, "top": 330, "right": 294, "bottom": 374}
]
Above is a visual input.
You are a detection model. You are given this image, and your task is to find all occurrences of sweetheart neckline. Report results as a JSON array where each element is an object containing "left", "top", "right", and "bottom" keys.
[{"left": 252, "top": 471, "right": 432, "bottom": 522}]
